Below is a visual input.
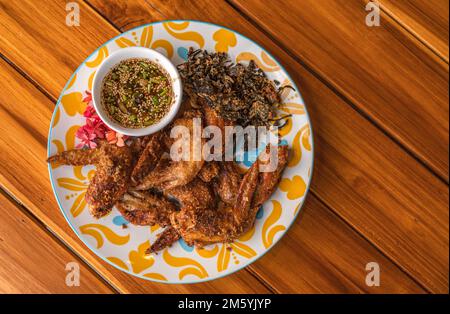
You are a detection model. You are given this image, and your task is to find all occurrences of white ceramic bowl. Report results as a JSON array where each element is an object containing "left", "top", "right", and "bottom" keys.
[{"left": 92, "top": 47, "right": 182, "bottom": 137}]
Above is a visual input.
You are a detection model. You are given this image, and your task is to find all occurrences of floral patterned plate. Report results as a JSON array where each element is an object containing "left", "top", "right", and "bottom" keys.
[{"left": 47, "top": 20, "right": 314, "bottom": 283}]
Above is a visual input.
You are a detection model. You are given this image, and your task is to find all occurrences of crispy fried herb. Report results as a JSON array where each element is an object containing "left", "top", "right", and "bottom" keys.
[
  {"left": 270, "top": 114, "right": 293, "bottom": 122},
  {"left": 278, "top": 85, "right": 296, "bottom": 93},
  {"left": 177, "top": 48, "right": 282, "bottom": 127},
  {"left": 272, "top": 114, "right": 292, "bottom": 131}
]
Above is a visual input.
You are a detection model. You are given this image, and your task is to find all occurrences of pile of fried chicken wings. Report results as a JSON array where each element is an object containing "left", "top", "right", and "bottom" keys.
[{"left": 48, "top": 101, "right": 289, "bottom": 253}]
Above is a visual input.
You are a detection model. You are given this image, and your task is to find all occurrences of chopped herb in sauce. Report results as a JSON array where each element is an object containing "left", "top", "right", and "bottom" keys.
[{"left": 101, "top": 58, "right": 173, "bottom": 128}]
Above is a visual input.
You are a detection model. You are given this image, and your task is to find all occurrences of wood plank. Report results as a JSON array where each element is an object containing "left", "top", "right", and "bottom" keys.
[
  {"left": 89, "top": 0, "right": 449, "bottom": 293},
  {"left": 0, "top": 192, "right": 114, "bottom": 293},
  {"left": 230, "top": 0, "right": 449, "bottom": 182},
  {"left": 377, "top": 0, "right": 449, "bottom": 62},
  {"left": 88, "top": 0, "right": 164, "bottom": 29},
  {"left": 0, "top": 57, "right": 269, "bottom": 294},
  {"left": 0, "top": 0, "right": 425, "bottom": 293}
]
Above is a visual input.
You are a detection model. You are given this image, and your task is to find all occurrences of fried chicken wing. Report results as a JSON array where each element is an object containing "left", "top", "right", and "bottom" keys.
[
  {"left": 47, "top": 146, "right": 103, "bottom": 165},
  {"left": 170, "top": 205, "right": 234, "bottom": 246},
  {"left": 169, "top": 144, "right": 288, "bottom": 248},
  {"left": 47, "top": 141, "right": 133, "bottom": 218},
  {"left": 202, "top": 102, "right": 235, "bottom": 154},
  {"left": 131, "top": 132, "right": 167, "bottom": 184},
  {"left": 164, "top": 178, "right": 216, "bottom": 210},
  {"left": 198, "top": 161, "right": 220, "bottom": 183},
  {"left": 115, "top": 190, "right": 176, "bottom": 226},
  {"left": 252, "top": 144, "right": 289, "bottom": 208},
  {"left": 169, "top": 163, "right": 258, "bottom": 247},
  {"left": 129, "top": 135, "right": 152, "bottom": 157},
  {"left": 134, "top": 111, "right": 205, "bottom": 191},
  {"left": 146, "top": 226, "right": 180, "bottom": 254},
  {"left": 143, "top": 178, "right": 216, "bottom": 254},
  {"left": 213, "top": 161, "right": 242, "bottom": 205}
]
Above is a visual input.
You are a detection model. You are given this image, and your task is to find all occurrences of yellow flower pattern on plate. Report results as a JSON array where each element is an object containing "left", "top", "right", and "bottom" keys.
[
  {"left": 60, "top": 92, "right": 87, "bottom": 116},
  {"left": 86, "top": 47, "right": 109, "bottom": 68},
  {"left": 163, "top": 249, "right": 209, "bottom": 280},
  {"left": 279, "top": 176, "right": 307, "bottom": 200},
  {"left": 213, "top": 29, "right": 237, "bottom": 52},
  {"left": 262, "top": 200, "right": 286, "bottom": 248},
  {"left": 79, "top": 224, "right": 130, "bottom": 249}
]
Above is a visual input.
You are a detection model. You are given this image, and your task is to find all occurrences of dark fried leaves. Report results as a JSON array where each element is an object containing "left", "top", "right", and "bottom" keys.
[{"left": 177, "top": 48, "right": 281, "bottom": 127}]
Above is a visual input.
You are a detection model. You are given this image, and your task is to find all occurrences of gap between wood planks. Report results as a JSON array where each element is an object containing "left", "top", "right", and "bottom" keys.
[
  {"left": 0, "top": 186, "right": 119, "bottom": 293},
  {"left": 82, "top": 0, "right": 432, "bottom": 293},
  {"left": 225, "top": 0, "right": 449, "bottom": 186},
  {"left": 371, "top": 0, "right": 449, "bottom": 65}
]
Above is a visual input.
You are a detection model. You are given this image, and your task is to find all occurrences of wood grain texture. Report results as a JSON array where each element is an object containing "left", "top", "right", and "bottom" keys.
[
  {"left": 88, "top": 0, "right": 164, "bottom": 29},
  {"left": 0, "top": 0, "right": 118, "bottom": 98},
  {"left": 377, "top": 0, "right": 449, "bottom": 62},
  {"left": 0, "top": 192, "right": 114, "bottom": 293},
  {"left": 0, "top": 57, "right": 269, "bottom": 294},
  {"left": 231, "top": 0, "right": 449, "bottom": 182},
  {"left": 90, "top": 0, "right": 448, "bottom": 293},
  {"left": 0, "top": 1, "right": 442, "bottom": 292},
  {"left": 0, "top": 0, "right": 428, "bottom": 293}
]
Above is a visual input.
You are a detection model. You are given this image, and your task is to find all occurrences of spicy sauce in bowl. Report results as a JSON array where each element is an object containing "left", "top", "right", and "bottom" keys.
[
  {"left": 101, "top": 58, "right": 173, "bottom": 128},
  {"left": 92, "top": 47, "right": 182, "bottom": 137}
]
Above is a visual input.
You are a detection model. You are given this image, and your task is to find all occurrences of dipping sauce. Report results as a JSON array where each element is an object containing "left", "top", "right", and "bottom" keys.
[{"left": 101, "top": 58, "right": 173, "bottom": 128}]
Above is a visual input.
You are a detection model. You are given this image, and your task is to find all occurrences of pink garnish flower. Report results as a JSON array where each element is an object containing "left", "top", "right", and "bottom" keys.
[
  {"left": 75, "top": 112, "right": 107, "bottom": 148},
  {"left": 106, "top": 130, "right": 128, "bottom": 147},
  {"left": 78, "top": 90, "right": 129, "bottom": 148},
  {"left": 83, "top": 104, "right": 99, "bottom": 120},
  {"left": 83, "top": 91, "right": 93, "bottom": 105},
  {"left": 85, "top": 118, "right": 106, "bottom": 139},
  {"left": 83, "top": 91, "right": 102, "bottom": 121},
  {"left": 75, "top": 124, "right": 97, "bottom": 149}
]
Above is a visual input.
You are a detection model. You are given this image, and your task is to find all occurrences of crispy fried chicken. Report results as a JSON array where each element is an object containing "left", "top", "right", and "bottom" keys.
[
  {"left": 213, "top": 161, "right": 242, "bottom": 205},
  {"left": 115, "top": 190, "right": 176, "bottom": 226},
  {"left": 202, "top": 102, "right": 235, "bottom": 155},
  {"left": 134, "top": 110, "right": 205, "bottom": 191},
  {"left": 197, "top": 161, "right": 220, "bottom": 183},
  {"left": 47, "top": 141, "right": 133, "bottom": 218},
  {"left": 164, "top": 178, "right": 216, "bottom": 210},
  {"left": 168, "top": 144, "right": 288, "bottom": 248},
  {"left": 147, "top": 226, "right": 180, "bottom": 254},
  {"left": 130, "top": 132, "right": 167, "bottom": 184}
]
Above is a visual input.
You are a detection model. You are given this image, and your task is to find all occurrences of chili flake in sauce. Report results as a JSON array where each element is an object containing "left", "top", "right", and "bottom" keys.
[{"left": 101, "top": 58, "right": 173, "bottom": 128}]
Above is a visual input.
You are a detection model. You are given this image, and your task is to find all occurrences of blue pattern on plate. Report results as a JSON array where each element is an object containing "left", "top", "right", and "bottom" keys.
[
  {"left": 178, "top": 238, "right": 194, "bottom": 252},
  {"left": 177, "top": 47, "right": 189, "bottom": 60},
  {"left": 256, "top": 206, "right": 264, "bottom": 219},
  {"left": 113, "top": 215, "right": 129, "bottom": 226},
  {"left": 236, "top": 144, "right": 267, "bottom": 167}
]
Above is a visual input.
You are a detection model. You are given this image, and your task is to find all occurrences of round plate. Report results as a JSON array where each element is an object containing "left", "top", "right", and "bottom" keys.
[{"left": 47, "top": 20, "right": 314, "bottom": 284}]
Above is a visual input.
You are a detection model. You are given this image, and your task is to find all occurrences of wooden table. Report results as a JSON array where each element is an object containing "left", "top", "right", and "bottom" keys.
[{"left": 0, "top": 0, "right": 448, "bottom": 294}]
